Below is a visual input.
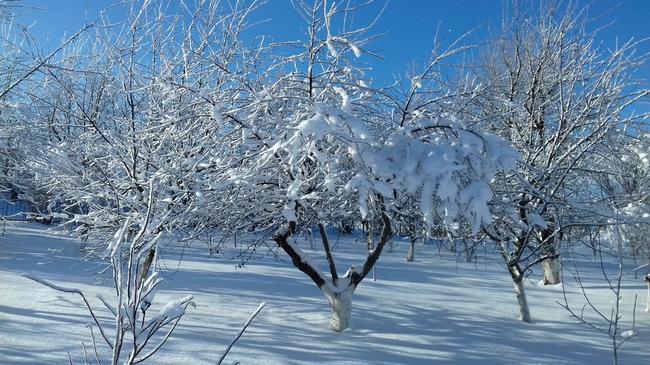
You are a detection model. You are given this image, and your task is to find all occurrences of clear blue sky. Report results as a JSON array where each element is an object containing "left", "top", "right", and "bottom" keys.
[{"left": 14, "top": 0, "right": 650, "bottom": 90}]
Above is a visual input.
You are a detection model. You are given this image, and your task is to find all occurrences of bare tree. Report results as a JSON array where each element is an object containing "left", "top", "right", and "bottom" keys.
[{"left": 473, "top": 1, "right": 649, "bottom": 322}]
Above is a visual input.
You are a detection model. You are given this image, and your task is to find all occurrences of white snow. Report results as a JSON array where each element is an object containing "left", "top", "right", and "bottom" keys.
[
  {"left": 211, "top": 105, "right": 222, "bottom": 124},
  {"left": 349, "top": 43, "right": 362, "bottom": 58},
  {"left": 1, "top": 222, "right": 648, "bottom": 364},
  {"left": 157, "top": 295, "right": 194, "bottom": 319},
  {"left": 620, "top": 330, "right": 635, "bottom": 339}
]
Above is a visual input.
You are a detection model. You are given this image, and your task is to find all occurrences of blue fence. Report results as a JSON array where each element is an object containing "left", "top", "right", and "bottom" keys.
[{"left": 0, "top": 191, "right": 35, "bottom": 221}]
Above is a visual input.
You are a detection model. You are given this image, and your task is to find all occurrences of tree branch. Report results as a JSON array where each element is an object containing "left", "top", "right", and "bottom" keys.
[
  {"left": 351, "top": 212, "right": 391, "bottom": 286},
  {"left": 23, "top": 273, "right": 113, "bottom": 349},
  {"left": 318, "top": 223, "right": 338, "bottom": 284},
  {"left": 273, "top": 222, "right": 326, "bottom": 288}
]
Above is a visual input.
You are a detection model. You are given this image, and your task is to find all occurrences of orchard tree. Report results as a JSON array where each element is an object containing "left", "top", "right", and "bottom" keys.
[
  {"left": 22, "top": 0, "right": 518, "bottom": 334},
  {"left": 21, "top": 2, "right": 274, "bottom": 360},
  {"left": 598, "top": 134, "right": 650, "bottom": 277},
  {"left": 28, "top": 0, "right": 263, "bottom": 270},
  {"left": 379, "top": 25, "right": 488, "bottom": 261},
  {"left": 210, "top": 0, "right": 518, "bottom": 332},
  {"left": 0, "top": 1, "right": 89, "bottom": 210},
  {"left": 469, "top": 2, "right": 649, "bottom": 322}
]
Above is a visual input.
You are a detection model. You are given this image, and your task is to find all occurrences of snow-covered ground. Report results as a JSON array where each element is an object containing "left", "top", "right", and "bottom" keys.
[{"left": 1, "top": 222, "right": 648, "bottom": 364}]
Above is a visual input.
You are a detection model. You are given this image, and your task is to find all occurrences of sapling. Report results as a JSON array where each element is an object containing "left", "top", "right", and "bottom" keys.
[{"left": 24, "top": 214, "right": 195, "bottom": 365}]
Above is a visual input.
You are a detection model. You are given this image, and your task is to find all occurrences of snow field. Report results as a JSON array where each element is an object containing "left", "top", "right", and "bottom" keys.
[{"left": 1, "top": 222, "right": 648, "bottom": 364}]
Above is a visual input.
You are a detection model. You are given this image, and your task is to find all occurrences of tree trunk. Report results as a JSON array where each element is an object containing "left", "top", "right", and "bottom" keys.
[
  {"left": 274, "top": 214, "right": 392, "bottom": 332},
  {"left": 406, "top": 238, "right": 416, "bottom": 262},
  {"left": 645, "top": 275, "right": 650, "bottom": 313},
  {"left": 541, "top": 229, "right": 561, "bottom": 285},
  {"left": 463, "top": 239, "right": 475, "bottom": 262},
  {"left": 542, "top": 255, "right": 561, "bottom": 285},
  {"left": 509, "top": 265, "right": 532, "bottom": 323},
  {"left": 323, "top": 286, "right": 355, "bottom": 332},
  {"left": 646, "top": 283, "right": 649, "bottom": 313},
  {"left": 513, "top": 278, "right": 532, "bottom": 323}
]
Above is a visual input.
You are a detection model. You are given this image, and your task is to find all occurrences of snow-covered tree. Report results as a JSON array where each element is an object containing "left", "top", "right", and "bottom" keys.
[
  {"left": 619, "top": 138, "right": 650, "bottom": 275},
  {"left": 205, "top": 0, "right": 518, "bottom": 332},
  {"left": 0, "top": 1, "right": 88, "bottom": 212},
  {"left": 18, "top": 0, "right": 519, "bottom": 334},
  {"left": 22, "top": 1, "right": 271, "bottom": 299},
  {"left": 0, "top": 12, "right": 24, "bottom": 197},
  {"left": 599, "top": 135, "right": 650, "bottom": 277},
  {"left": 18, "top": 3, "right": 275, "bottom": 359},
  {"left": 471, "top": 2, "right": 649, "bottom": 322},
  {"left": 26, "top": 212, "right": 196, "bottom": 364},
  {"left": 379, "top": 26, "right": 487, "bottom": 261}
]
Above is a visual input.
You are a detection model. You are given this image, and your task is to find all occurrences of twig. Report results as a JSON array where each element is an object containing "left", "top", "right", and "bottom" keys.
[
  {"left": 87, "top": 325, "right": 102, "bottom": 365},
  {"left": 22, "top": 273, "right": 113, "bottom": 349},
  {"left": 216, "top": 302, "right": 266, "bottom": 365},
  {"left": 0, "top": 24, "right": 94, "bottom": 100}
]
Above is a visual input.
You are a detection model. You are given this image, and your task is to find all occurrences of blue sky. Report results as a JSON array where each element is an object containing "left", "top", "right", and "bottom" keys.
[{"left": 15, "top": 0, "right": 650, "bottom": 91}]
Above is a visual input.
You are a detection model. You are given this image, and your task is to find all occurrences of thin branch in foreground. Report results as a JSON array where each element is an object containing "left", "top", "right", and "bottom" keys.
[
  {"left": 216, "top": 301, "right": 266, "bottom": 365},
  {"left": 22, "top": 273, "right": 114, "bottom": 350}
]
